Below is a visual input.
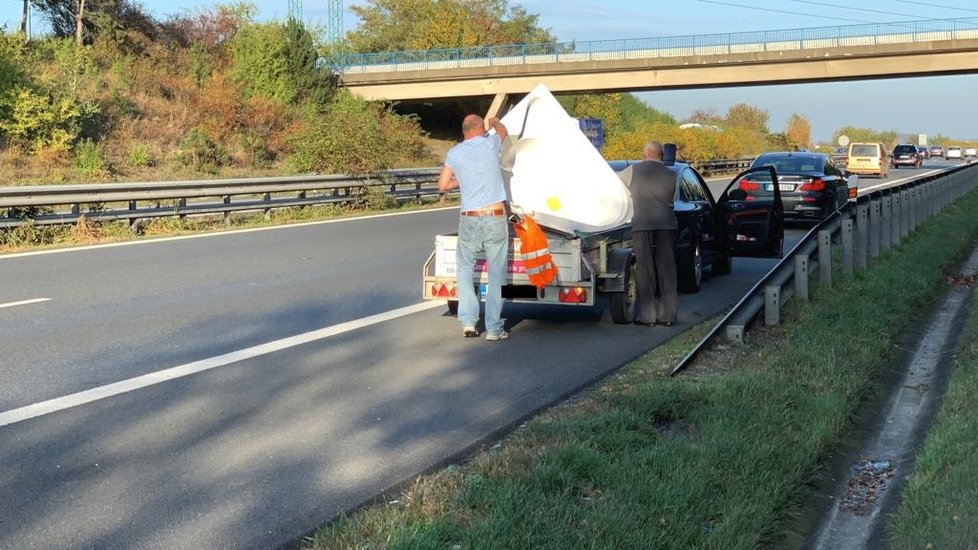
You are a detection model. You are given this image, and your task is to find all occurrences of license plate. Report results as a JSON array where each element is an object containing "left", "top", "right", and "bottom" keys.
[{"left": 766, "top": 184, "right": 794, "bottom": 191}]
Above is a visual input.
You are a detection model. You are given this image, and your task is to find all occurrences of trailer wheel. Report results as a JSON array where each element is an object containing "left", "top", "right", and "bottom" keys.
[
  {"left": 447, "top": 300, "right": 458, "bottom": 315},
  {"left": 610, "top": 258, "right": 636, "bottom": 324}
]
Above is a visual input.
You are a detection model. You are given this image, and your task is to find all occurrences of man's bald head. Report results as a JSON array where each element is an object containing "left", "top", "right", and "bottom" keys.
[
  {"left": 461, "top": 114, "right": 485, "bottom": 138},
  {"left": 643, "top": 141, "right": 664, "bottom": 161}
]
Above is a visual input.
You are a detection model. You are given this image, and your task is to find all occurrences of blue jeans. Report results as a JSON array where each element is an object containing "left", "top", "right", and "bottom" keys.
[{"left": 456, "top": 214, "right": 509, "bottom": 334}]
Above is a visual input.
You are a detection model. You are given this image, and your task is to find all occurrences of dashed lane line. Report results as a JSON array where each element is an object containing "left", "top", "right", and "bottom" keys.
[{"left": 0, "top": 298, "right": 51, "bottom": 310}]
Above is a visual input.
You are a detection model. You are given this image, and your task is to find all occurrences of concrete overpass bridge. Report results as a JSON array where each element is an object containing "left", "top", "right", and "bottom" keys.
[{"left": 337, "top": 17, "right": 978, "bottom": 117}]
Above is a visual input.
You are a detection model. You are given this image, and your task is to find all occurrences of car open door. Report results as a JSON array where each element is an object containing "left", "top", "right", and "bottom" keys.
[{"left": 717, "top": 166, "right": 784, "bottom": 258}]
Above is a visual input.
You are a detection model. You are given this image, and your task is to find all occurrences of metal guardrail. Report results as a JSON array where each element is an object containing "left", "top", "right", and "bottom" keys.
[
  {"left": 671, "top": 162, "right": 978, "bottom": 376},
  {"left": 337, "top": 17, "right": 978, "bottom": 73},
  {"left": 0, "top": 158, "right": 754, "bottom": 229},
  {"left": 0, "top": 168, "right": 444, "bottom": 229}
]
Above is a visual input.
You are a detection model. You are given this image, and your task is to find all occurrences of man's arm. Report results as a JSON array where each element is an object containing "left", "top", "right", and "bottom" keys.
[
  {"left": 487, "top": 117, "right": 508, "bottom": 141},
  {"left": 437, "top": 165, "right": 458, "bottom": 192}
]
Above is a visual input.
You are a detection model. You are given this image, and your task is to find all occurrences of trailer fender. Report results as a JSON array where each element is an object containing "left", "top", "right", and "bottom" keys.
[{"left": 599, "top": 247, "right": 634, "bottom": 293}]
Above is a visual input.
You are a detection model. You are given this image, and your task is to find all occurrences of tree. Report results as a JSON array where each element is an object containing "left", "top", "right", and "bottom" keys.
[
  {"left": 785, "top": 113, "right": 810, "bottom": 151},
  {"left": 347, "top": 0, "right": 556, "bottom": 52},
  {"left": 832, "top": 125, "right": 898, "bottom": 148},
  {"left": 725, "top": 103, "right": 769, "bottom": 134},
  {"left": 30, "top": 0, "right": 158, "bottom": 45}
]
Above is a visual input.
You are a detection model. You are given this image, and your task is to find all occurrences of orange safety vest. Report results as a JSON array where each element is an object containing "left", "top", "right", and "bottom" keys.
[{"left": 513, "top": 214, "right": 557, "bottom": 288}]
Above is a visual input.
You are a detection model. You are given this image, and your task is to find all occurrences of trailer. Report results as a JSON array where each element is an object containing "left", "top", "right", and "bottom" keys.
[{"left": 422, "top": 221, "right": 640, "bottom": 323}]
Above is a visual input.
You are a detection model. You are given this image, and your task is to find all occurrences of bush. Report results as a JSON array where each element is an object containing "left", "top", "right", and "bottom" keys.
[
  {"left": 73, "top": 138, "right": 111, "bottom": 177},
  {"left": 127, "top": 143, "right": 152, "bottom": 167},
  {"left": 179, "top": 127, "right": 227, "bottom": 172},
  {"left": 287, "top": 90, "right": 431, "bottom": 175}
]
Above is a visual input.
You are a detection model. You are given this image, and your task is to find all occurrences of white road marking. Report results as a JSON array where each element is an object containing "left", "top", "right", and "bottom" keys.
[
  {"left": 0, "top": 300, "right": 446, "bottom": 428},
  {"left": 0, "top": 206, "right": 460, "bottom": 260},
  {"left": 0, "top": 298, "right": 51, "bottom": 310},
  {"left": 857, "top": 167, "right": 948, "bottom": 193}
]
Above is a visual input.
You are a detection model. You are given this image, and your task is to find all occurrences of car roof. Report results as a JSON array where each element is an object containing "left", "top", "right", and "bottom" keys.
[{"left": 607, "top": 159, "right": 688, "bottom": 175}]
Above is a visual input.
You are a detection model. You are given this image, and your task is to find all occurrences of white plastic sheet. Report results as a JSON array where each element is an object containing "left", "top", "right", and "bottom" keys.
[{"left": 498, "top": 84, "right": 633, "bottom": 234}]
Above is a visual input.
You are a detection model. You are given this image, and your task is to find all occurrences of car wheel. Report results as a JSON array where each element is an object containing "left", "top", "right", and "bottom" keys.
[
  {"left": 678, "top": 242, "right": 702, "bottom": 293},
  {"left": 610, "top": 257, "right": 636, "bottom": 324}
]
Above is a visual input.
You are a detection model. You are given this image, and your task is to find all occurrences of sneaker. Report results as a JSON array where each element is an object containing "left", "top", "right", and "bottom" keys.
[
  {"left": 463, "top": 326, "right": 479, "bottom": 338},
  {"left": 485, "top": 330, "right": 509, "bottom": 341}
]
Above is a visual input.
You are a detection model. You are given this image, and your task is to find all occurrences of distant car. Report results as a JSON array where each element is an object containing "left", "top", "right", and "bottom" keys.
[
  {"left": 744, "top": 151, "right": 849, "bottom": 222},
  {"left": 929, "top": 145, "right": 945, "bottom": 158},
  {"left": 965, "top": 146, "right": 977, "bottom": 158},
  {"left": 609, "top": 158, "right": 784, "bottom": 292},
  {"left": 916, "top": 146, "right": 930, "bottom": 159},
  {"left": 846, "top": 142, "right": 888, "bottom": 178},
  {"left": 946, "top": 146, "right": 963, "bottom": 159},
  {"left": 891, "top": 144, "right": 922, "bottom": 169}
]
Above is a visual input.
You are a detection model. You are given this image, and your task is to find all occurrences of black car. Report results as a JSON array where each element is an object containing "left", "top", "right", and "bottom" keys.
[
  {"left": 891, "top": 144, "right": 922, "bottom": 168},
  {"left": 744, "top": 152, "right": 849, "bottom": 222},
  {"left": 610, "top": 157, "right": 784, "bottom": 293}
]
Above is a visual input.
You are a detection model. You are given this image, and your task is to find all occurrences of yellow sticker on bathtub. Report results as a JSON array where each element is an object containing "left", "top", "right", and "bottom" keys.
[{"left": 546, "top": 196, "right": 562, "bottom": 211}]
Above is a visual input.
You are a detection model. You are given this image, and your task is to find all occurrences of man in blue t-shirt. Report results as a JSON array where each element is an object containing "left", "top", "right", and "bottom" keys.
[{"left": 437, "top": 114, "right": 510, "bottom": 341}]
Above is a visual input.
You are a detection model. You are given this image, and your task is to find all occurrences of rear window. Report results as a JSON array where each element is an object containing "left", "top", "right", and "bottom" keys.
[
  {"left": 752, "top": 156, "right": 821, "bottom": 177},
  {"left": 850, "top": 144, "right": 879, "bottom": 157},
  {"left": 893, "top": 145, "right": 916, "bottom": 155}
]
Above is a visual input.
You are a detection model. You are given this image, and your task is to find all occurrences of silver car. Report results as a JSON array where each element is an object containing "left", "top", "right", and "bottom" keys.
[{"left": 946, "top": 146, "right": 963, "bottom": 159}]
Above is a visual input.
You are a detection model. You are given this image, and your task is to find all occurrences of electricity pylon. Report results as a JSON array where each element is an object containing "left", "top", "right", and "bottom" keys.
[
  {"left": 288, "top": 0, "right": 302, "bottom": 21},
  {"left": 326, "top": 0, "right": 343, "bottom": 43}
]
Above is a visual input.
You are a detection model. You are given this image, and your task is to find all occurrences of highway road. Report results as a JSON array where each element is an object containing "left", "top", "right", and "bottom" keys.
[{"left": 0, "top": 161, "right": 957, "bottom": 549}]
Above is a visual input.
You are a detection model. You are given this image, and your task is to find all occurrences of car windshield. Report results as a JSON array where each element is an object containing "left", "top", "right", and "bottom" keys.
[{"left": 850, "top": 144, "right": 878, "bottom": 156}]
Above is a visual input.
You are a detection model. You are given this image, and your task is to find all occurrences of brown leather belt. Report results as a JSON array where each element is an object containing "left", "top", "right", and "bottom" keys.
[{"left": 461, "top": 209, "right": 505, "bottom": 217}]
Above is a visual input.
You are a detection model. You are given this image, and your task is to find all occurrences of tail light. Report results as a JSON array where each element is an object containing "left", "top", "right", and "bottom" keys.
[
  {"left": 798, "top": 178, "right": 826, "bottom": 191},
  {"left": 559, "top": 287, "right": 587, "bottom": 303},
  {"left": 429, "top": 282, "right": 458, "bottom": 298},
  {"left": 739, "top": 179, "right": 760, "bottom": 191}
]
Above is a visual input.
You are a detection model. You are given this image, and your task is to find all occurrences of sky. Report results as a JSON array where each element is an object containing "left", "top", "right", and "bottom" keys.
[{"left": 3, "top": 0, "right": 977, "bottom": 142}]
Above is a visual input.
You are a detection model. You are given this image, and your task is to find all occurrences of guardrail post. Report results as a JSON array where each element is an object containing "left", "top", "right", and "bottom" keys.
[
  {"left": 765, "top": 285, "right": 780, "bottom": 326},
  {"left": 900, "top": 189, "right": 910, "bottom": 240},
  {"left": 892, "top": 190, "right": 903, "bottom": 247},
  {"left": 263, "top": 193, "right": 272, "bottom": 221},
  {"left": 794, "top": 255, "right": 809, "bottom": 300},
  {"left": 223, "top": 195, "right": 231, "bottom": 227},
  {"left": 819, "top": 229, "right": 833, "bottom": 288},
  {"left": 71, "top": 203, "right": 80, "bottom": 217},
  {"left": 842, "top": 218, "right": 854, "bottom": 275},
  {"left": 856, "top": 201, "right": 869, "bottom": 269},
  {"left": 880, "top": 193, "right": 891, "bottom": 252},
  {"left": 128, "top": 200, "right": 137, "bottom": 228},
  {"left": 869, "top": 197, "right": 881, "bottom": 259},
  {"left": 177, "top": 198, "right": 187, "bottom": 220},
  {"left": 908, "top": 186, "right": 918, "bottom": 233}
]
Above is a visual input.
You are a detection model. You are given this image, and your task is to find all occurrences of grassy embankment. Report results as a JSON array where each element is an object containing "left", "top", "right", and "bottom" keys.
[
  {"left": 888, "top": 280, "right": 978, "bottom": 547},
  {"left": 306, "top": 183, "right": 978, "bottom": 549}
]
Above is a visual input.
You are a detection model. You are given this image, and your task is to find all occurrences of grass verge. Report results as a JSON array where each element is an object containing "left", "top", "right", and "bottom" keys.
[
  {"left": 887, "top": 282, "right": 978, "bottom": 549},
  {"left": 305, "top": 186, "right": 978, "bottom": 549}
]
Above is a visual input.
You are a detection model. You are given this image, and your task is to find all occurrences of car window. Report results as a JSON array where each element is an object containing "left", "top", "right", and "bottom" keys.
[
  {"left": 754, "top": 156, "right": 821, "bottom": 173},
  {"left": 850, "top": 144, "right": 879, "bottom": 156},
  {"left": 680, "top": 169, "right": 707, "bottom": 201}
]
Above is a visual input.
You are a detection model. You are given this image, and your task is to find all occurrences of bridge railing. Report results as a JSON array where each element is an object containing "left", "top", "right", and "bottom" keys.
[
  {"left": 0, "top": 158, "right": 756, "bottom": 229},
  {"left": 337, "top": 17, "right": 978, "bottom": 74}
]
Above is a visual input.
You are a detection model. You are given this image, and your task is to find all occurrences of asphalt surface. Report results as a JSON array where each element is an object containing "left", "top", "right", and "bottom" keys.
[{"left": 0, "top": 162, "right": 955, "bottom": 549}]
